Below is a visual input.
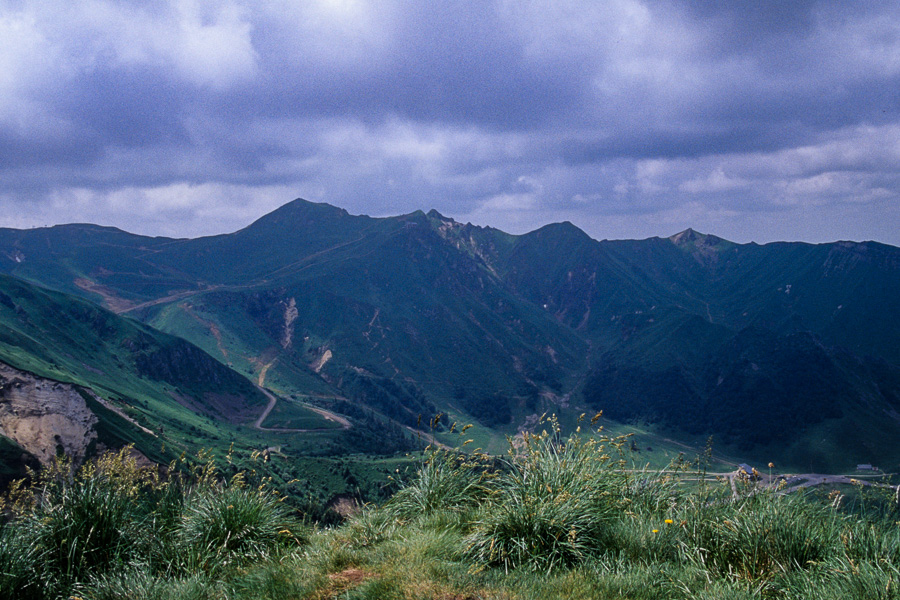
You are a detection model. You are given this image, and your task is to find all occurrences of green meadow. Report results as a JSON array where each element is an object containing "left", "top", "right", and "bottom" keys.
[{"left": 3, "top": 421, "right": 898, "bottom": 600}]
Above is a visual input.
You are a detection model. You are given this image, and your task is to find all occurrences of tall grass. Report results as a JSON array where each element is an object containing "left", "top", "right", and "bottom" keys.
[
  {"left": 179, "top": 474, "right": 304, "bottom": 574},
  {"left": 3, "top": 449, "right": 155, "bottom": 596},
  {"left": 0, "top": 446, "right": 307, "bottom": 599},
  {"left": 3, "top": 427, "right": 900, "bottom": 599},
  {"left": 383, "top": 444, "right": 492, "bottom": 521},
  {"left": 329, "top": 417, "right": 900, "bottom": 598},
  {"left": 0, "top": 521, "right": 40, "bottom": 599},
  {"left": 78, "top": 568, "right": 223, "bottom": 600},
  {"left": 677, "top": 490, "right": 839, "bottom": 581},
  {"left": 464, "top": 422, "right": 631, "bottom": 572}
]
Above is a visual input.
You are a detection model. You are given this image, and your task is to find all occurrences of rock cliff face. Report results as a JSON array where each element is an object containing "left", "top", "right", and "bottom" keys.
[{"left": 0, "top": 362, "right": 97, "bottom": 464}]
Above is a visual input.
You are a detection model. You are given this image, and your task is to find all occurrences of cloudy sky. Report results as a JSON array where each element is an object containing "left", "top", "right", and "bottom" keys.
[{"left": 1, "top": 1, "right": 899, "bottom": 245}]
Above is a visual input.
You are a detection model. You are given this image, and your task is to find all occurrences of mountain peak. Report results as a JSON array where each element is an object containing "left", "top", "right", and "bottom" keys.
[
  {"left": 531, "top": 221, "right": 592, "bottom": 242},
  {"left": 669, "top": 228, "right": 731, "bottom": 247},
  {"left": 668, "top": 228, "right": 736, "bottom": 266},
  {"left": 235, "top": 198, "right": 364, "bottom": 240},
  {"left": 250, "top": 198, "right": 348, "bottom": 226}
]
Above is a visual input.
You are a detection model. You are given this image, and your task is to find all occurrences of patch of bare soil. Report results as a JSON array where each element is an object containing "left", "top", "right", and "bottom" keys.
[
  {"left": 180, "top": 302, "right": 229, "bottom": 360},
  {"left": 311, "top": 568, "right": 376, "bottom": 599},
  {"left": 327, "top": 494, "right": 361, "bottom": 518},
  {"left": 74, "top": 278, "right": 135, "bottom": 313},
  {"left": 328, "top": 568, "right": 374, "bottom": 585},
  {"left": 258, "top": 359, "right": 275, "bottom": 387},
  {"left": 119, "top": 286, "right": 217, "bottom": 315},
  {"left": 306, "top": 404, "right": 352, "bottom": 429}
]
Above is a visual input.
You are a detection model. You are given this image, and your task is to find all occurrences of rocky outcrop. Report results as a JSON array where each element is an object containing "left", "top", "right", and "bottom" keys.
[
  {"left": 281, "top": 297, "right": 298, "bottom": 349},
  {"left": 0, "top": 362, "right": 97, "bottom": 464}
]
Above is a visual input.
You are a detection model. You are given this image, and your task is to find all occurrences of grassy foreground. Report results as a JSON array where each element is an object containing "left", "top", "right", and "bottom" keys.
[{"left": 2, "top": 421, "right": 899, "bottom": 600}]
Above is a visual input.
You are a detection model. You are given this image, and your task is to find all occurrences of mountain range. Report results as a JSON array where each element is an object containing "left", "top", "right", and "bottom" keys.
[{"left": 1, "top": 198, "right": 899, "bottom": 474}]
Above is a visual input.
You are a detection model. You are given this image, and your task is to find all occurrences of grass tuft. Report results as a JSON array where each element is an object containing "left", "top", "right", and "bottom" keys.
[
  {"left": 384, "top": 445, "right": 493, "bottom": 521},
  {"left": 464, "top": 418, "right": 630, "bottom": 572},
  {"left": 178, "top": 476, "right": 305, "bottom": 573}
]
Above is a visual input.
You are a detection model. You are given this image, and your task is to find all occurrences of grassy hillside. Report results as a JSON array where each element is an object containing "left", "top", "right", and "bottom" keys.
[
  {"left": 0, "top": 274, "right": 424, "bottom": 508},
  {"left": 2, "top": 430, "right": 898, "bottom": 600},
  {"left": 1, "top": 199, "right": 899, "bottom": 472},
  {"left": 0, "top": 274, "right": 273, "bottom": 457}
]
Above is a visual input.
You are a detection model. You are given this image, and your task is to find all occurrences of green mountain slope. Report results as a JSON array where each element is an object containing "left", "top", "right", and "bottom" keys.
[
  {"left": 0, "top": 273, "right": 273, "bottom": 462},
  {"left": 140, "top": 209, "right": 587, "bottom": 432},
  {"left": 2, "top": 199, "right": 899, "bottom": 472},
  {"left": 0, "top": 273, "right": 425, "bottom": 510}
]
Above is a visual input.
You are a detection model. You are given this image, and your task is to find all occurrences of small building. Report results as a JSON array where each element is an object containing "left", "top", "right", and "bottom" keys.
[
  {"left": 856, "top": 464, "right": 875, "bottom": 471},
  {"left": 737, "top": 464, "right": 760, "bottom": 480}
]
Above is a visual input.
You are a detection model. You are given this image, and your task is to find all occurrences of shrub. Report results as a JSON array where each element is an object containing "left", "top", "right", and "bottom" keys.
[
  {"left": 15, "top": 448, "right": 154, "bottom": 595},
  {"left": 77, "top": 566, "right": 223, "bottom": 600},
  {"left": 0, "top": 446, "right": 307, "bottom": 597},
  {"left": 0, "top": 524, "right": 41, "bottom": 599}
]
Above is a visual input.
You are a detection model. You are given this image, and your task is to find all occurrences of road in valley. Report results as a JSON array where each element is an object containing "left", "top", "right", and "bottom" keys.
[{"left": 252, "top": 359, "right": 351, "bottom": 433}]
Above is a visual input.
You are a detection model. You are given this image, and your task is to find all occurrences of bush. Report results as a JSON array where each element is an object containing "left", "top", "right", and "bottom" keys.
[
  {"left": 14, "top": 449, "right": 153, "bottom": 595},
  {"left": 0, "top": 447, "right": 307, "bottom": 598},
  {"left": 0, "top": 524, "right": 41, "bottom": 599},
  {"left": 77, "top": 567, "right": 222, "bottom": 600}
]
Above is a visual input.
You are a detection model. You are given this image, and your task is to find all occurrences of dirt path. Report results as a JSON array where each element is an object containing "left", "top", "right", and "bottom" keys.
[
  {"left": 118, "top": 286, "right": 219, "bottom": 315},
  {"left": 306, "top": 405, "right": 352, "bottom": 429},
  {"left": 253, "top": 386, "right": 278, "bottom": 429},
  {"left": 252, "top": 385, "right": 352, "bottom": 433},
  {"left": 689, "top": 470, "right": 900, "bottom": 501},
  {"left": 252, "top": 359, "right": 351, "bottom": 432},
  {"left": 775, "top": 473, "right": 898, "bottom": 494},
  {"left": 253, "top": 359, "right": 279, "bottom": 428},
  {"left": 74, "top": 278, "right": 136, "bottom": 313},
  {"left": 258, "top": 359, "right": 274, "bottom": 387}
]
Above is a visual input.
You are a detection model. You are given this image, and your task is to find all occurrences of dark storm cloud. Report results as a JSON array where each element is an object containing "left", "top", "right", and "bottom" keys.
[
  {"left": 239, "top": 2, "right": 590, "bottom": 130},
  {"left": 61, "top": 68, "right": 192, "bottom": 149},
  {"left": 0, "top": 0, "right": 897, "bottom": 244}
]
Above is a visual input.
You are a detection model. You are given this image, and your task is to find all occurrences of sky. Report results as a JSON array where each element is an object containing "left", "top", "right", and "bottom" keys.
[{"left": 1, "top": 1, "right": 899, "bottom": 245}]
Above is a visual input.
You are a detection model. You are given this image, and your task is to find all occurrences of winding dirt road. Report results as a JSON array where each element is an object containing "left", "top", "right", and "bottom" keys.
[
  {"left": 252, "top": 359, "right": 351, "bottom": 432},
  {"left": 253, "top": 385, "right": 351, "bottom": 433}
]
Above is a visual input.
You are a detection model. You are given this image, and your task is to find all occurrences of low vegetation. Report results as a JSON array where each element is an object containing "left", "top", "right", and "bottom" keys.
[
  {"left": 2, "top": 421, "right": 899, "bottom": 599},
  {"left": 0, "top": 448, "right": 307, "bottom": 599}
]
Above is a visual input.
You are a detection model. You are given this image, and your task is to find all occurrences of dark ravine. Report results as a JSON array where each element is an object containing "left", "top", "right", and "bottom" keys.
[{"left": 1, "top": 198, "right": 899, "bottom": 472}]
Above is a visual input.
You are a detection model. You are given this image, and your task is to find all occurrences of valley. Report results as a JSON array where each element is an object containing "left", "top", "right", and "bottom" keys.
[{"left": 1, "top": 198, "right": 900, "bottom": 495}]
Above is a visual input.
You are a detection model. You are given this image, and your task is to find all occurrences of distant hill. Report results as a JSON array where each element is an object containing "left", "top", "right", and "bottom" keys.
[{"left": 2, "top": 199, "right": 899, "bottom": 472}]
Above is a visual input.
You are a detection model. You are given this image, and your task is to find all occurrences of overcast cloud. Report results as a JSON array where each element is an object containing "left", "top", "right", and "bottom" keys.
[{"left": 1, "top": 0, "right": 898, "bottom": 244}]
